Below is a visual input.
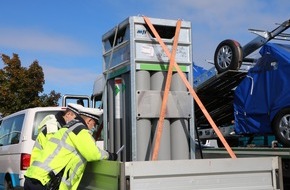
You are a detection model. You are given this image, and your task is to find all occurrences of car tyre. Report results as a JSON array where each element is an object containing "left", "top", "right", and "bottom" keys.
[
  {"left": 214, "top": 39, "right": 243, "bottom": 73},
  {"left": 272, "top": 107, "right": 290, "bottom": 147},
  {"left": 4, "top": 178, "right": 14, "bottom": 190}
]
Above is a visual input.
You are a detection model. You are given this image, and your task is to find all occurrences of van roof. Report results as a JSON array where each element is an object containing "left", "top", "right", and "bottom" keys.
[{"left": 1, "top": 107, "right": 65, "bottom": 119}]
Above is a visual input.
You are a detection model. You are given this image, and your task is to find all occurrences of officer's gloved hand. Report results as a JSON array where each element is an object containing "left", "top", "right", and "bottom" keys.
[{"left": 107, "top": 151, "right": 118, "bottom": 161}]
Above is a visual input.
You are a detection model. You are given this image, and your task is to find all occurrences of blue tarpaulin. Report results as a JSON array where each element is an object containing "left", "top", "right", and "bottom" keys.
[
  {"left": 234, "top": 43, "right": 290, "bottom": 134},
  {"left": 193, "top": 63, "right": 208, "bottom": 78},
  {"left": 193, "top": 64, "right": 217, "bottom": 88}
]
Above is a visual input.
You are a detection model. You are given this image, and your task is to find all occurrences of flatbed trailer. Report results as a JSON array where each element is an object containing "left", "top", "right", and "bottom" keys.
[
  {"left": 81, "top": 16, "right": 285, "bottom": 190},
  {"left": 202, "top": 147, "right": 290, "bottom": 189},
  {"left": 79, "top": 156, "right": 284, "bottom": 190}
]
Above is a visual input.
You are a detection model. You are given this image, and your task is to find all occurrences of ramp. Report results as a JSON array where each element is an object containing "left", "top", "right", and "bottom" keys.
[{"left": 195, "top": 70, "right": 247, "bottom": 130}]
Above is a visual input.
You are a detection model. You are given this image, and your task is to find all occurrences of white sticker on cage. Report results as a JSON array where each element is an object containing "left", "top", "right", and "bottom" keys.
[{"left": 141, "top": 45, "right": 154, "bottom": 57}]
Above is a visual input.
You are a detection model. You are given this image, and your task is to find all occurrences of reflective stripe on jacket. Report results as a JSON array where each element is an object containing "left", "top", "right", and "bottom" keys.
[
  {"left": 30, "top": 112, "right": 65, "bottom": 165},
  {"left": 25, "top": 118, "right": 109, "bottom": 186}
]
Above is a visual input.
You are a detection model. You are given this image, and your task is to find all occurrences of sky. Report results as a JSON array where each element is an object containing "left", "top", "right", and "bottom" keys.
[{"left": 0, "top": 0, "right": 289, "bottom": 105}]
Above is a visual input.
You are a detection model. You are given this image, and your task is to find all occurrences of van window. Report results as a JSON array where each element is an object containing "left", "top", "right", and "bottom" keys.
[
  {"left": 0, "top": 114, "right": 25, "bottom": 146},
  {"left": 32, "top": 110, "right": 60, "bottom": 140}
]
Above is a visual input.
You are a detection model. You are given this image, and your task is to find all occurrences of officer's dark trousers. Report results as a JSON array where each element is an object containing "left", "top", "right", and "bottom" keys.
[{"left": 24, "top": 177, "right": 46, "bottom": 190}]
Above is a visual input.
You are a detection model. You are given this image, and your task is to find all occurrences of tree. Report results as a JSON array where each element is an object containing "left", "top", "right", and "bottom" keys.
[{"left": 0, "top": 53, "right": 61, "bottom": 116}]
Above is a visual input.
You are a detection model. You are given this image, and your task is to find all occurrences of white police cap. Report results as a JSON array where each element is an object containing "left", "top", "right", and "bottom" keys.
[
  {"left": 79, "top": 107, "right": 103, "bottom": 122},
  {"left": 67, "top": 103, "right": 83, "bottom": 115}
]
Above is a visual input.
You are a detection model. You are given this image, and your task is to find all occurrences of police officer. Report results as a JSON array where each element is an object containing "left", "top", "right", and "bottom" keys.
[
  {"left": 30, "top": 103, "right": 83, "bottom": 165},
  {"left": 24, "top": 107, "right": 117, "bottom": 190}
]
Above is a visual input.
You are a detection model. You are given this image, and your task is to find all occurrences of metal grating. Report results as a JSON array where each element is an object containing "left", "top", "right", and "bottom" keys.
[{"left": 195, "top": 70, "right": 247, "bottom": 128}]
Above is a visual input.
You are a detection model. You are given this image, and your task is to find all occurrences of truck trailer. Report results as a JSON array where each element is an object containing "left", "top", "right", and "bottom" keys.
[{"left": 77, "top": 16, "right": 285, "bottom": 189}]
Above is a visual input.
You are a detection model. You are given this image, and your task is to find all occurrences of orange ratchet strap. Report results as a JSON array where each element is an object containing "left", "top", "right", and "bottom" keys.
[
  {"left": 143, "top": 16, "right": 237, "bottom": 159},
  {"left": 150, "top": 19, "right": 181, "bottom": 161}
]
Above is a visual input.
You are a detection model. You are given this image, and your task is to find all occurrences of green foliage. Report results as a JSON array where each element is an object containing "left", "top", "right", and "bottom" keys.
[{"left": 0, "top": 53, "right": 61, "bottom": 116}]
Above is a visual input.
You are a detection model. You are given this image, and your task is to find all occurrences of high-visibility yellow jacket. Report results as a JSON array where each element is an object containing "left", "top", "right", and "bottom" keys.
[
  {"left": 25, "top": 117, "right": 109, "bottom": 189},
  {"left": 30, "top": 111, "right": 65, "bottom": 165}
]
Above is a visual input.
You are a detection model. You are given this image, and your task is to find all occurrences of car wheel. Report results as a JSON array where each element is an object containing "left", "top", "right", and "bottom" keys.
[
  {"left": 214, "top": 39, "right": 243, "bottom": 73},
  {"left": 4, "top": 178, "right": 14, "bottom": 190},
  {"left": 272, "top": 108, "right": 290, "bottom": 147}
]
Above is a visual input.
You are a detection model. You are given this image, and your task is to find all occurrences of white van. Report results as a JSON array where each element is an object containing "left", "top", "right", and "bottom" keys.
[{"left": 0, "top": 107, "right": 64, "bottom": 189}]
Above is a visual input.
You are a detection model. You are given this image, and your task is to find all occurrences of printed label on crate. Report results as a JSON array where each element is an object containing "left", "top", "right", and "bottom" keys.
[{"left": 141, "top": 45, "right": 154, "bottom": 57}]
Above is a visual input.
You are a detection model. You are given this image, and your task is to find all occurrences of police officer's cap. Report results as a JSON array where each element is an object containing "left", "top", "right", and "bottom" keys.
[
  {"left": 67, "top": 103, "right": 83, "bottom": 115},
  {"left": 79, "top": 107, "right": 103, "bottom": 122}
]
